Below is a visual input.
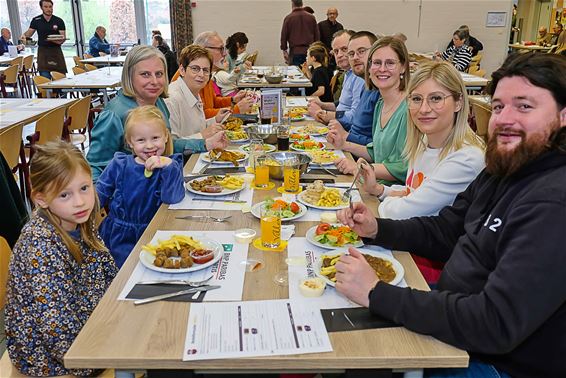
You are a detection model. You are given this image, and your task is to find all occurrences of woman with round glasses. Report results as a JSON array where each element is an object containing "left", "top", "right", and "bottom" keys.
[
  {"left": 359, "top": 61, "right": 485, "bottom": 283},
  {"left": 335, "top": 36, "right": 410, "bottom": 186},
  {"left": 166, "top": 44, "right": 231, "bottom": 143},
  {"left": 87, "top": 45, "right": 223, "bottom": 181}
]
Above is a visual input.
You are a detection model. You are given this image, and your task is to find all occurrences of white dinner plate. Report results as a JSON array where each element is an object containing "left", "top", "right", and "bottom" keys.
[
  {"left": 185, "top": 176, "right": 245, "bottom": 197},
  {"left": 201, "top": 150, "right": 248, "bottom": 164},
  {"left": 315, "top": 248, "right": 404, "bottom": 287},
  {"left": 297, "top": 188, "right": 349, "bottom": 210},
  {"left": 250, "top": 198, "right": 308, "bottom": 222},
  {"left": 239, "top": 143, "right": 277, "bottom": 153},
  {"left": 228, "top": 137, "right": 249, "bottom": 143},
  {"left": 290, "top": 142, "right": 326, "bottom": 152},
  {"left": 139, "top": 237, "right": 222, "bottom": 274},
  {"left": 307, "top": 151, "right": 340, "bottom": 166},
  {"left": 305, "top": 224, "right": 364, "bottom": 250},
  {"left": 292, "top": 126, "right": 329, "bottom": 136}
]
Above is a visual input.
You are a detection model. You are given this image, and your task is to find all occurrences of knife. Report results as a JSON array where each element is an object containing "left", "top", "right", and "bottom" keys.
[
  {"left": 192, "top": 197, "right": 247, "bottom": 204},
  {"left": 133, "top": 285, "right": 221, "bottom": 305}
]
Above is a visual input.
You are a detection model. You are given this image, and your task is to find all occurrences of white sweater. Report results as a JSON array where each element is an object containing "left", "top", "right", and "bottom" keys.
[{"left": 379, "top": 145, "right": 485, "bottom": 220}]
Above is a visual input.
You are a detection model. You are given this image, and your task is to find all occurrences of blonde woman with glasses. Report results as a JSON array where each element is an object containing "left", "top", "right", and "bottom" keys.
[{"left": 359, "top": 61, "right": 485, "bottom": 283}]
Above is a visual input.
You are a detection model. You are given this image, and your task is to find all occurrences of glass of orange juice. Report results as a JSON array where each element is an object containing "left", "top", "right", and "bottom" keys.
[
  {"left": 254, "top": 156, "right": 270, "bottom": 188},
  {"left": 260, "top": 205, "right": 281, "bottom": 248},
  {"left": 283, "top": 158, "right": 300, "bottom": 193}
]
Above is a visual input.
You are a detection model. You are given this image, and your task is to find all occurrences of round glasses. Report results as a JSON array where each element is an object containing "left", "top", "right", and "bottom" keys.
[
  {"left": 347, "top": 47, "right": 370, "bottom": 58},
  {"left": 408, "top": 93, "right": 457, "bottom": 111},
  {"left": 370, "top": 59, "right": 399, "bottom": 70},
  {"left": 187, "top": 65, "right": 211, "bottom": 75}
]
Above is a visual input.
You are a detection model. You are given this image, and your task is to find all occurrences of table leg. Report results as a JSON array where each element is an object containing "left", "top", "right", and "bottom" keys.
[
  {"left": 0, "top": 74, "right": 7, "bottom": 97},
  {"left": 102, "top": 89, "right": 109, "bottom": 105},
  {"left": 46, "top": 88, "right": 53, "bottom": 98},
  {"left": 300, "top": 88, "right": 306, "bottom": 96}
]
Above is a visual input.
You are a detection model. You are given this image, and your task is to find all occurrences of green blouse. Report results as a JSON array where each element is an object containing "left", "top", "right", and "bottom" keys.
[{"left": 366, "top": 98, "right": 408, "bottom": 186}]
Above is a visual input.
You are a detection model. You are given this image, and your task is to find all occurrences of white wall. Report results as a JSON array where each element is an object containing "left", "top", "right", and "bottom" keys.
[{"left": 191, "top": 0, "right": 512, "bottom": 75}]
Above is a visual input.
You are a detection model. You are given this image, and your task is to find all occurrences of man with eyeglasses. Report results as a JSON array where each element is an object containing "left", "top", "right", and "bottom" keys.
[
  {"left": 334, "top": 53, "right": 566, "bottom": 378},
  {"left": 280, "top": 0, "right": 319, "bottom": 66},
  {"left": 327, "top": 31, "right": 379, "bottom": 148},
  {"left": 193, "top": 31, "right": 253, "bottom": 118},
  {"left": 318, "top": 7, "right": 343, "bottom": 73},
  {"left": 308, "top": 30, "right": 364, "bottom": 129}
]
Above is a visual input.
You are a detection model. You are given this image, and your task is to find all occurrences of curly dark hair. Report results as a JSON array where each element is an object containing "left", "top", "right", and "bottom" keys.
[{"left": 226, "top": 32, "right": 249, "bottom": 60}]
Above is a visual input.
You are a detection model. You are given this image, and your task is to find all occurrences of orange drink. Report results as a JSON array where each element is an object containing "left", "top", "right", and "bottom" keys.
[
  {"left": 260, "top": 206, "right": 281, "bottom": 248},
  {"left": 283, "top": 166, "right": 300, "bottom": 192},
  {"left": 254, "top": 165, "right": 270, "bottom": 187}
]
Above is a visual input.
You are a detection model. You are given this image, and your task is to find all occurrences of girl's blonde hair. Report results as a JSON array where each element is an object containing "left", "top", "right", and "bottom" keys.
[
  {"left": 121, "top": 45, "right": 168, "bottom": 98},
  {"left": 404, "top": 61, "right": 485, "bottom": 163},
  {"left": 30, "top": 141, "right": 107, "bottom": 263},
  {"left": 124, "top": 105, "right": 173, "bottom": 155}
]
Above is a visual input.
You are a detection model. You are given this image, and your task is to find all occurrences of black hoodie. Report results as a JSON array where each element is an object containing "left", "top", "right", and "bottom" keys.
[{"left": 367, "top": 149, "right": 566, "bottom": 377}]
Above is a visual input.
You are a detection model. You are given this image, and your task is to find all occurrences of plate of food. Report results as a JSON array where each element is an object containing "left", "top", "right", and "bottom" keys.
[
  {"left": 239, "top": 143, "right": 277, "bottom": 153},
  {"left": 201, "top": 149, "right": 248, "bottom": 165},
  {"left": 290, "top": 133, "right": 311, "bottom": 141},
  {"left": 224, "top": 117, "right": 244, "bottom": 131},
  {"left": 292, "top": 124, "right": 329, "bottom": 136},
  {"left": 251, "top": 197, "right": 307, "bottom": 221},
  {"left": 290, "top": 115, "right": 306, "bottom": 122},
  {"left": 316, "top": 249, "right": 404, "bottom": 287},
  {"left": 288, "top": 107, "right": 308, "bottom": 118},
  {"left": 297, "top": 180, "right": 349, "bottom": 210},
  {"left": 140, "top": 234, "right": 223, "bottom": 274},
  {"left": 186, "top": 175, "right": 245, "bottom": 196},
  {"left": 306, "top": 223, "right": 363, "bottom": 249},
  {"left": 307, "top": 150, "right": 340, "bottom": 166},
  {"left": 226, "top": 130, "right": 249, "bottom": 142},
  {"left": 290, "top": 140, "right": 326, "bottom": 152}
]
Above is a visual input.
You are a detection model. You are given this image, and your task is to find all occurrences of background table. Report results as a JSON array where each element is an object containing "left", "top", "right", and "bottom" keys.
[
  {"left": 508, "top": 43, "right": 552, "bottom": 52},
  {"left": 0, "top": 98, "right": 76, "bottom": 131},
  {"left": 65, "top": 147, "right": 468, "bottom": 374},
  {"left": 81, "top": 55, "right": 127, "bottom": 66}
]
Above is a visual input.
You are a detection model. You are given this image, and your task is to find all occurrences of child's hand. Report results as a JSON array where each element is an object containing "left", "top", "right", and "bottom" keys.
[{"left": 145, "top": 156, "right": 172, "bottom": 172}]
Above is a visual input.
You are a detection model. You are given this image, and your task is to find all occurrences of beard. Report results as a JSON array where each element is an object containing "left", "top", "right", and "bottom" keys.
[{"left": 485, "top": 119, "right": 561, "bottom": 177}]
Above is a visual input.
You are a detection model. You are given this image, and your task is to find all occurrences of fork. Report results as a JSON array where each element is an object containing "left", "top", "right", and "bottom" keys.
[
  {"left": 175, "top": 215, "right": 232, "bottom": 222},
  {"left": 342, "top": 159, "right": 368, "bottom": 208},
  {"left": 137, "top": 275, "right": 213, "bottom": 286}
]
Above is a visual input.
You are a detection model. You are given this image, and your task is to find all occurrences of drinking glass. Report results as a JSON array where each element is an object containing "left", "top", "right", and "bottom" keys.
[
  {"left": 283, "top": 157, "right": 300, "bottom": 192},
  {"left": 260, "top": 205, "right": 281, "bottom": 248},
  {"left": 277, "top": 122, "right": 290, "bottom": 151},
  {"left": 254, "top": 156, "right": 270, "bottom": 188},
  {"left": 248, "top": 138, "right": 264, "bottom": 171}
]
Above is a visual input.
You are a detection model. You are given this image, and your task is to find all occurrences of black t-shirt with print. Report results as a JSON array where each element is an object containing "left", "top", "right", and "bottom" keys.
[{"left": 30, "top": 14, "right": 66, "bottom": 47}]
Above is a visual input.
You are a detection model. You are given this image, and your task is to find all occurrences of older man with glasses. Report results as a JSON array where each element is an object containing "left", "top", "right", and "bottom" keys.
[
  {"left": 193, "top": 31, "right": 253, "bottom": 118},
  {"left": 308, "top": 30, "right": 364, "bottom": 128}
]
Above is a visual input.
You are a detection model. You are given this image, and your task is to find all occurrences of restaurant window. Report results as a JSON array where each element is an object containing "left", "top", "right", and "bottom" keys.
[
  {"left": 82, "top": 0, "right": 137, "bottom": 47},
  {"left": 1, "top": 0, "right": 10, "bottom": 32},
  {"left": 145, "top": 0, "right": 172, "bottom": 47}
]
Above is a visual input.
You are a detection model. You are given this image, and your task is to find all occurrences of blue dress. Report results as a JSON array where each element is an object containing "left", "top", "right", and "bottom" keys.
[{"left": 96, "top": 152, "right": 185, "bottom": 267}]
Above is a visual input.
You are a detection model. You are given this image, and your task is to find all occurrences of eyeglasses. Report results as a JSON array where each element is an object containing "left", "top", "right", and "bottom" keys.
[
  {"left": 370, "top": 59, "right": 399, "bottom": 70},
  {"left": 205, "top": 45, "right": 226, "bottom": 53},
  {"left": 347, "top": 47, "right": 370, "bottom": 58},
  {"left": 408, "top": 93, "right": 457, "bottom": 110},
  {"left": 331, "top": 46, "right": 348, "bottom": 56},
  {"left": 187, "top": 65, "right": 211, "bottom": 75}
]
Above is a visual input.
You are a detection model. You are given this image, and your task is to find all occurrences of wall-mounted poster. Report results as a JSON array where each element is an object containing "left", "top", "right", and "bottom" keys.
[{"left": 487, "top": 11, "right": 507, "bottom": 27}]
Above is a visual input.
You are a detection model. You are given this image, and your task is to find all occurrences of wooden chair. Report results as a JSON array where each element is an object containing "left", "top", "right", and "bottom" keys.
[
  {"left": 72, "top": 66, "right": 86, "bottom": 75},
  {"left": 0, "top": 123, "right": 29, "bottom": 201},
  {"left": 73, "top": 55, "right": 85, "bottom": 69},
  {"left": 50, "top": 71, "right": 66, "bottom": 80},
  {"left": 467, "top": 53, "right": 482, "bottom": 74},
  {"left": 84, "top": 64, "right": 98, "bottom": 72},
  {"left": 32, "top": 75, "right": 50, "bottom": 98},
  {"left": 246, "top": 50, "right": 259, "bottom": 65},
  {"left": 1, "top": 65, "right": 20, "bottom": 97},
  {"left": 26, "top": 106, "right": 68, "bottom": 162},
  {"left": 470, "top": 98, "right": 491, "bottom": 142},
  {"left": 19, "top": 55, "right": 35, "bottom": 97},
  {"left": 66, "top": 95, "right": 91, "bottom": 150}
]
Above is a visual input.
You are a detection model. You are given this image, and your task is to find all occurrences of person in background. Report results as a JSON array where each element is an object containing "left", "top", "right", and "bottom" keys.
[
  {"left": 302, "top": 43, "right": 332, "bottom": 102},
  {"left": 20, "top": 0, "right": 67, "bottom": 79},
  {"left": 280, "top": 0, "right": 319, "bottom": 65},
  {"left": 550, "top": 23, "right": 563, "bottom": 45},
  {"left": 392, "top": 32, "right": 407, "bottom": 43},
  {"left": 0, "top": 28, "right": 25, "bottom": 53},
  {"left": 226, "top": 32, "right": 249, "bottom": 72},
  {"left": 87, "top": 45, "right": 219, "bottom": 181},
  {"left": 446, "top": 25, "right": 483, "bottom": 56},
  {"left": 334, "top": 52, "right": 566, "bottom": 378},
  {"left": 359, "top": 61, "right": 485, "bottom": 283},
  {"left": 326, "top": 31, "right": 380, "bottom": 148},
  {"left": 88, "top": 25, "right": 110, "bottom": 57},
  {"left": 152, "top": 34, "right": 178, "bottom": 81},
  {"left": 96, "top": 106, "right": 185, "bottom": 267},
  {"left": 435, "top": 29, "right": 472, "bottom": 72},
  {"left": 318, "top": 8, "right": 343, "bottom": 51},
  {"left": 193, "top": 31, "right": 253, "bottom": 118},
  {"left": 334, "top": 36, "right": 410, "bottom": 186},
  {"left": 555, "top": 30, "right": 566, "bottom": 55},
  {"left": 166, "top": 45, "right": 229, "bottom": 140},
  {"left": 5, "top": 141, "right": 117, "bottom": 376},
  {"left": 537, "top": 26, "right": 552, "bottom": 46}
]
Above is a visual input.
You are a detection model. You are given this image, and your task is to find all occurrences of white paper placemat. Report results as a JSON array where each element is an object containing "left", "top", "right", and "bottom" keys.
[
  {"left": 169, "top": 187, "right": 253, "bottom": 210},
  {"left": 118, "top": 231, "right": 249, "bottom": 302}
]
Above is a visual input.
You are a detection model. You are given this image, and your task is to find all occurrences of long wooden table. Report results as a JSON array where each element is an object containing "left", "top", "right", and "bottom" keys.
[
  {"left": 0, "top": 98, "right": 76, "bottom": 131},
  {"left": 65, "top": 143, "right": 468, "bottom": 374}
]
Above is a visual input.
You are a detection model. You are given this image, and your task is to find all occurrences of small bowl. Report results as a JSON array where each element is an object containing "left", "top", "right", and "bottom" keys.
[
  {"left": 245, "top": 124, "right": 279, "bottom": 144},
  {"left": 264, "top": 151, "right": 311, "bottom": 180},
  {"left": 265, "top": 75, "right": 283, "bottom": 84},
  {"left": 234, "top": 228, "right": 256, "bottom": 244}
]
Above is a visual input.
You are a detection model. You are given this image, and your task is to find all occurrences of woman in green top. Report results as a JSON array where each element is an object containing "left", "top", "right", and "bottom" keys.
[{"left": 335, "top": 36, "right": 410, "bottom": 186}]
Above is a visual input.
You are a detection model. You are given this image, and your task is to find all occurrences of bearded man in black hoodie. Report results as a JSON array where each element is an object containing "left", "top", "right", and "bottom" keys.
[{"left": 334, "top": 52, "right": 566, "bottom": 378}]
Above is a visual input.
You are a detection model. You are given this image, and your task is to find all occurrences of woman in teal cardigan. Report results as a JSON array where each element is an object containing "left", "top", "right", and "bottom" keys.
[
  {"left": 334, "top": 36, "right": 410, "bottom": 186},
  {"left": 87, "top": 45, "right": 227, "bottom": 181}
]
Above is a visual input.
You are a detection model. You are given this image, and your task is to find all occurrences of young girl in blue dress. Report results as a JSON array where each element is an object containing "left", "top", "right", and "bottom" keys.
[
  {"left": 96, "top": 105, "right": 185, "bottom": 267},
  {"left": 5, "top": 141, "right": 117, "bottom": 376}
]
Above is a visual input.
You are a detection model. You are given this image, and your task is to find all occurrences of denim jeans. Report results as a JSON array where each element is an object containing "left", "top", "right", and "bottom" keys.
[
  {"left": 39, "top": 70, "right": 52, "bottom": 79},
  {"left": 425, "top": 359, "right": 511, "bottom": 378}
]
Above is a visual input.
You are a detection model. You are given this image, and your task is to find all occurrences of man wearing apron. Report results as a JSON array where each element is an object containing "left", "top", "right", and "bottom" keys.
[{"left": 20, "top": 0, "right": 67, "bottom": 79}]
